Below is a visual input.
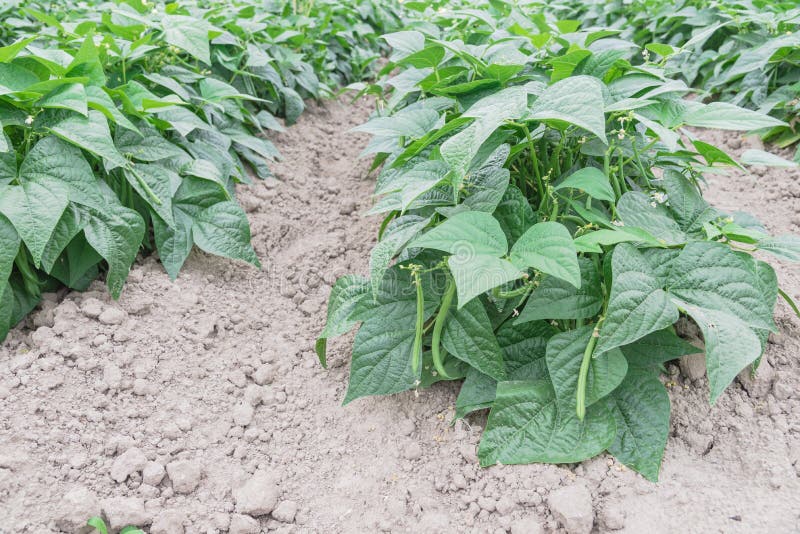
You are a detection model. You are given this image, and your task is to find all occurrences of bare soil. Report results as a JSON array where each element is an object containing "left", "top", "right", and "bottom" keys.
[{"left": 0, "top": 99, "right": 798, "bottom": 534}]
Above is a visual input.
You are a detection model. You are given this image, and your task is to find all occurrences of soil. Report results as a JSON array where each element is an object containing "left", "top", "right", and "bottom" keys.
[{"left": 0, "top": 99, "right": 798, "bottom": 534}]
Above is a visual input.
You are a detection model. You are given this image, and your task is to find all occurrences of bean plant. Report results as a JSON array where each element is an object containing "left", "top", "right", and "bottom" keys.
[
  {"left": 319, "top": 2, "right": 800, "bottom": 480},
  {"left": 0, "top": 0, "right": 404, "bottom": 342}
]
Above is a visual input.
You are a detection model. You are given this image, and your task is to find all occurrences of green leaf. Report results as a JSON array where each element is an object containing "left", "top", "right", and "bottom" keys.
[
  {"left": 573, "top": 227, "right": 663, "bottom": 253},
  {"left": 409, "top": 211, "right": 507, "bottom": 256},
  {"left": 546, "top": 326, "right": 628, "bottom": 415},
  {"left": 510, "top": 222, "right": 580, "bottom": 288},
  {"left": 163, "top": 15, "right": 211, "bottom": 65},
  {"left": 758, "top": 235, "right": 800, "bottom": 262},
  {"left": 677, "top": 302, "right": 762, "bottom": 404},
  {"left": 317, "top": 274, "right": 371, "bottom": 368},
  {"left": 667, "top": 242, "right": 774, "bottom": 331},
  {"left": 345, "top": 303, "right": 417, "bottom": 404},
  {"left": 40, "top": 204, "right": 89, "bottom": 273},
  {"left": 48, "top": 110, "right": 128, "bottom": 169},
  {"left": 441, "top": 86, "right": 528, "bottom": 174},
  {"left": 606, "top": 368, "right": 671, "bottom": 481},
  {"left": 660, "top": 170, "right": 717, "bottom": 236},
  {"left": 0, "top": 178, "right": 69, "bottom": 266},
  {"left": 375, "top": 160, "right": 449, "bottom": 211},
  {"left": 152, "top": 208, "right": 193, "bottom": 280},
  {"left": 478, "top": 380, "right": 617, "bottom": 466},
  {"left": 192, "top": 201, "right": 260, "bottom": 268},
  {"left": 83, "top": 204, "right": 144, "bottom": 299},
  {"left": 529, "top": 75, "right": 607, "bottom": 144},
  {"left": 282, "top": 87, "right": 304, "bottom": 126},
  {"left": 441, "top": 298, "right": 507, "bottom": 381},
  {"left": 555, "top": 167, "right": 615, "bottom": 203},
  {"left": 517, "top": 257, "right": 602, "bottom": 322},
  {"left": 87, "top": 516, "right": 109, "bottom": 534},
  {"left": 619, "top": 328, "right": 698, "bottom": 370},
  {"left": 354, "top": 108, "right": 440, "bottom": 139},
  {"left": 448, "top": 254, "right": 521, "bottom": 307},
  {"left": 682, "top": 102, "right": 787, "bottom": 131},
  {"left": 20, "top": 136, "right": 106, "bottom": 209},
  {"left": 115, "top": 125, "right": 188, "bottom": 162},
  {"left": 596, "top": 244, "right": 679, "bottom": 355},
  {"left": 741, "top": 149, "right": 798, "bottom": 168},
  {"left": 496, "top": 320, "right": 556, "bottom": 379},
  {"left": 617, "top": 192, "right": 686, "bottom": 245},
  {"left": 370, "top": 215, "right": 431, "bottom": 296},
  {"left": 38, "top": 83, "right": 88, "bottom": 116},
  {"left": 0, "top": 213, "right": 19, "bottom": 286},
  {"left": 493, "top": 184, "right": 535, "bottom": 243},
  {"left": 455, "top": 367, "right": 497, "bottom": 419}
]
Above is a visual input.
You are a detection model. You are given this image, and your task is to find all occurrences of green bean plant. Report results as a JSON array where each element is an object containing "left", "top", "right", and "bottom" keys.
[
  {"left": 0, "top": 0, "right": 405, "bottom": 342},
  {"left": 318, "top": 2, "right": 800, "bottom": 480}
]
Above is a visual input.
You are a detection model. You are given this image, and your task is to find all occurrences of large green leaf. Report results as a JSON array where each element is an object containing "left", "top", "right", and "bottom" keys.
[
  {"left": 455, "top": 367, "right": 497, "bottom": 419},
  {"left": 510, "top": 222, "right": 580, "bottom": 288},
  {"left": 152, "top": 208, "right": 193, "bottom": 280},
  {"left": 606, "top": 369, "right": 671, "bottom": 481},
  {"left": 441, "top": 298, "right": 507, "bottom": 381},
  {"left": 38, "top": 83, "right": 88, "bottom": 116},
  {"left": 682, "top": 101, "right": 787, "bottom": 131},
  {"left": 496, "top": 319, "right": 556, "bottom": 379},
  {"left": 19, "top": 136, "right": 105, "bottom": 209},
  {"left": 667, "top": 242, "right": 774, "bottom": 331},
  {"left": 409, "top": 211, "right": 507, "bottom": 256},
  {"left": 529, "top": 75, "right": 607, "bottom": 143},
  {"left": 192, "top": 201, "right": 260, "bottom": 268},
  {"left": 478, "top": 380, "right": 617, "bottom": 466},
  {"left": 448, "top": 254, "right": 521, "bottom": 308},
  {"left": 163, "top": 15, "right": 212, "bottom": 65},
  {"left": 617, "top": 192, "right": 685, "bottom": 245},
  {"left": 82, "top": 204, "right": 144, "bottom": 299},
  {"left": 619, "top": 328, "right": 698, "bottom": 370},
  {"left": 344, "top": 301, "right": 417, "bottom": 404},
  {"left": 545, "top": 326, "right": 628, "bottom": 415},
  {"left": 678, "top": 302, "right": 762, "bottom": 404},
  {"left": 48, "top": 110, "right": 128, "bottom": 169},
  {"left": 596, "top": 244, "right": 679, "bottom": 355},
  {"left": 0, "top": 178, "right": 69, "bottom": 266}
]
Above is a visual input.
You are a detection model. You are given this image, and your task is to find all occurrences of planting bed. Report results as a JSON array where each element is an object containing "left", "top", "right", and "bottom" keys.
[{"left": 0, "top": 98, "right": 798, "bottom": 533}]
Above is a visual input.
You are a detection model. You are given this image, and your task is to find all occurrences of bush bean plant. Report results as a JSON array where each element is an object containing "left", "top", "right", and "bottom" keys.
[
  {"left": 0, "top": 0, "right": 403, "bottom": 341},
  {"left": 319, "top": 1, "right": 800, "bottom": 480}
]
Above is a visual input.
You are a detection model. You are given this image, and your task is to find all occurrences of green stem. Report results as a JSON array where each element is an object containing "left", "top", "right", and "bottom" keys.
[
  {"left": 576, "top": 319, "right": 603, "bottom": 420},
  {"left": 432, "top": 278, "right": 456, "bottom": 378}
]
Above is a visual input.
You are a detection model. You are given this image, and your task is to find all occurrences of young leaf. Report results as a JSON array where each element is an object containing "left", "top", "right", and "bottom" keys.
[{"left": 409, "top": 211, "right": 507, "bottom": 257}]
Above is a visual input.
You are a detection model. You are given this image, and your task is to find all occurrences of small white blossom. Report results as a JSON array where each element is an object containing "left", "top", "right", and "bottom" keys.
[
  {"left": 653, "top": 192, "right": 667, "bottom": 203},
  {"left": 612, "top": 220, "right": 624, "bottom": 227},
  {"left": 25, "top": 115, "right": 33, "bottom": 125},
  {"left": 650, "top": 201, "right": 657, "bottom": 208}
]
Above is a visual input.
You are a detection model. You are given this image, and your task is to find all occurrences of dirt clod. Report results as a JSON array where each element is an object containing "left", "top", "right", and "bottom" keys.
[
  {"left": 548, "top": 484, "right": 594, "bottom": 534},
  {"left": 233, "top": 470, "right": 280, "bottom": 516}
]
